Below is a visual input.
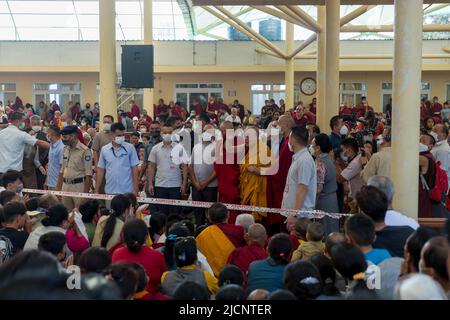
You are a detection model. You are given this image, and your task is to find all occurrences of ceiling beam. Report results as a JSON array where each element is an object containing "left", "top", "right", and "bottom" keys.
[
  {"left": 202, "top": 6, "right": 286, "bottom": 59},
  {"left": 197, "top": 6, "right": 253, "bottom": 34},
  {"left": 193, "top": 1, "right": 450, "bottom": 5},
  {"left": 294, "top": 54, "right": 450, "bottom": 59},
  {"left": 424, "top": 3, "right": 449, "bottom": 14},
  {"left": 286, "top": 4, "right": 375, "bottom": 59},
  {"left": 287, "top": 5, "right": 322, "bottom": 32},
  {"left": 251, "top": 5, "right": 310, "bottom": 29},
  {"left": 341, "top": 24, "right": 450, "bottom": 32}
]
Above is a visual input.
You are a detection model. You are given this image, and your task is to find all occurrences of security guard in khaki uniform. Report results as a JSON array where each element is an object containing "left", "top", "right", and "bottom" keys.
[{"left": 57, "top": 125, "right": 92, "bottom": 210}]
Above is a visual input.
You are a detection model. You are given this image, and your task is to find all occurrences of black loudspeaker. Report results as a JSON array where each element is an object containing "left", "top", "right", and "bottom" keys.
[{"left": 121, "top": 45, "right": 154, "bottom": 88}]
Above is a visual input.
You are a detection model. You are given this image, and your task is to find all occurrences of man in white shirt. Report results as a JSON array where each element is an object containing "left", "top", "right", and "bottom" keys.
[
  {"left": 225, "top": 107, "right": 242, "bottom": 126},
  {"left": 148, "top": 124, "right": 188, "bottom": 215},
  {"left": 281, "top": 126, "right": 317, "bottom": 213},
  {"left": 431, "top": 124, "right": 450, "bottom": 189},
  {"left": 367, "top": 176, "right": 419, "bottom": 230},
  {"left": 0, "top": 112, "right": 49, "bottom": 174}
]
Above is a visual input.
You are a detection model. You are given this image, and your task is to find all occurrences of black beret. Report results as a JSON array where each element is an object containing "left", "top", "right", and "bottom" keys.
[{"left": 60, "top": 125, "right": 78, "bottom": 135}]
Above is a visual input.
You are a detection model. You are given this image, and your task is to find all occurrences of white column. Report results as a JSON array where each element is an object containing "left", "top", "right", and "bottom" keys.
[
  {"left": 325, "top": 0, "right": 340, "bottom": 124},
  {"left": 391, "top": 0, "right": 423, "bottom": 220},
  {"left": 285, "top": 22, "right": 295, "bottom": 109},
  {"left": 143, "top": 0, "right": 154, "bottom": 117},
  {"left": 317, "top": 5, "right": 327, "bottom": 131},
  {"left": 99, "top": 0, "right": 117, "bottom": 124}
]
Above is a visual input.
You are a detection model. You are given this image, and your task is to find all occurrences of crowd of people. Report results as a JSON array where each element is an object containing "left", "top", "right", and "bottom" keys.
[{"left": 0, "top": 94, "right": 449, "bottom": 300}]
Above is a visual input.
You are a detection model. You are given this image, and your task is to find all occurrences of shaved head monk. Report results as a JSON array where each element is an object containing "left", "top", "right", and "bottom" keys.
[
  {"left": 196, "top": 203, "right": 246, "bottom": 277},
  {"left": 266, "top": 115, "right": 294, "bottom": 233},
  {"left": 227, "top": 223, "right": 268, "bottom": 275},
  {"left": 214, "top": 121, "right": 242, "bottom": 223}
]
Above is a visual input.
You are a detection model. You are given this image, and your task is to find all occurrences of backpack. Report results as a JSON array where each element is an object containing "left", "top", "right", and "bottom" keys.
[
  {"left": 421, "top": 160, "right": 448, "bottom": 203},
  {"left": 0, "top": 235, "right": 14, "bottom": 265}
]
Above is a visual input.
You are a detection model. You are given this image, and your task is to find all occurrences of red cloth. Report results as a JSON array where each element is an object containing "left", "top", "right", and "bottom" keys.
[
  {"left": 432, "top": 102, "right": 443, "bottom": 114},
  {"left": 227, "top": 243, "right": 268, "bottom": 274},
  {"left": 266, "top": 138, "right": 293, "bottom": 225},
  {"left": 130, "top": 103, "right": 140, "bottom": 118},
  {"left": 135, "top": 291, "right": 169, "bottom": 301},
  {"left": 304, "top": 111, "right": 316, "bottom": 124},
  {"left": 339, "top": 106, "right": 352, "bottom": 116},
  {"left": 156, "top": 104, "right": 169, "bottom": 117},
  {"left": 70, "top": 104, "right": 79, "bottom": 121},
  {"left": 112, "top": 246, "right": 167, "bottom": 295},
  {"left": 194, "top": 103, "right": 203, "bottom": 115},
  {"left": 216, "top": 223, "right": 246, "bottom": 248},
  {"left": 77, "top": 128, "right": 86, "bottom": 145},
  {"left": 292, "top": 112, "right": 309, "bottom": 126},
  {"left": 65, "top": 229, "right": 89, "bottom": 254},
  {"left": 420, "top": 104, "right": 431, "bottom": 121},
  {"left": 171, "top": 104, "right": 184, "bottom": 117},
  {"left": 289, "top": 234, "right": 301, "bottom": 252},
  {"left": 309, "top": 103, "right": 317, "bottom": 115}
]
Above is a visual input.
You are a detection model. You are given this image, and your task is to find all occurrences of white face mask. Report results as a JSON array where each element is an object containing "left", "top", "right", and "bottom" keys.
[
  {"left": 340, "top": 152, "right": 349, "bottom": 162},
  {"left": 430, "top": 131, "right": 439, "bottom": 142},
  {"left": 103, "top": 123, "right": 111, "bottom": 131},
  {"left": 115, "top": 136, "right": 125, "bottom": 145},
  {"left": 288, "top": 141, "right": 294, "bottom": 152},
  {"left": 32, "top": 126, "right": 41, "bottom": 132},
  {"left": 376, "top": 135, "right": 384, "bottom": 147},
  {"left": 140, "top": 127, "right": 147, "bottom": 133},
  {"left": 308, "top": 145, "right": 315, "bottom": 155},
  {"left": 419, "top": 143, "right": 429, "bottom": 153},
  {"left": 340, "top": 125, "right": 349, "bottom": 136},
  {"left": 61, "top": 122, "right": 68, "bottom": 128},
  {"left": 202, "top": 131, "right": 212, "bottom": 142},
  {"left": 162, "top": 134, "right": 172, "bottom": 142}
]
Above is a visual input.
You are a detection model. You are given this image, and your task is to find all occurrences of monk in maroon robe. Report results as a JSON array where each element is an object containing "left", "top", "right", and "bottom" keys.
[
  {"left": 130, "top": 100, "right": 140, "bottom": 118},
  {"left": 431, "top": 97, "right": 443, "bottom": 124},
  {"left": 227, "top": 223, "right": 268, "bottom": 274},
  {"left": 214, "top": 122, "right": 242, "bottom": 223},
  {"left": 266, "top": 115, "right": 294, "bottom": 232}
]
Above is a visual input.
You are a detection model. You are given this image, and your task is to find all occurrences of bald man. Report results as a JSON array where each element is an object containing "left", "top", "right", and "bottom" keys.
[
  {"left": 214, "top": 121, "right": 242, "bottom": 223},
  {"left": 431, "top": 124, "right": 450, "bottom": 188},
  {"left": 247, "top": 289, "right": 270, "bottom": 300},
  {"left": 227, "top": 223, "right": 268, "bottom": 274},
  {"left": 266, "top": 115, "right": 295, "bottom": 232},
  {"left": 190, "top": 124, "right": 218, "bottom": 226}
]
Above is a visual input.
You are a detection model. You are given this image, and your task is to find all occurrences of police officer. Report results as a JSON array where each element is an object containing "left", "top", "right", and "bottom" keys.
[{"left": 57, "top": 125, "right": 92, "bottom": 210}]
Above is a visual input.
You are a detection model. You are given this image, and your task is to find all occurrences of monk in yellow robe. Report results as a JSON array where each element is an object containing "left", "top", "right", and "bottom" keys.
[
  {"left": 196, "top": 203, "right": 246, "bottom": 277},
  {"left": 240, "top": 126, "right": 272, "bottom": 221}
]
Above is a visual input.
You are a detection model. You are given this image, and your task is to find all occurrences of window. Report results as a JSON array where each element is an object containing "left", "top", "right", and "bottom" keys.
[
  {"left": 339, "top": 82, "right": 367, "bottom": 107},
  {"left": 33, "top": 83, "right": 82, "bottom": 112},
  {"left": 0, "top": 83, "right": 16, "bottom": 105},
  {"left": 251, "top": 83, "right": 300, "bottom": 115},
  {"left": 381, "top": 81, "right": 432, "bottom": 112},
  {"left": 174, "top": 83, "right": 224, "bottom": 111}
]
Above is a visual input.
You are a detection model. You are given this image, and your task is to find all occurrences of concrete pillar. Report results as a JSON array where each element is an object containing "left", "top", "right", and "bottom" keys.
[
  {"left": 285, "top": 22, "right": 295, "bottom": 109},
  {"left": 391, "top": 0, "right": 423, "bottom": 220},
  {"left": 99, "top": 0, "right": 117, "bottom": 124},
  {"left": 325, "top": 0, "right": 340, "bottom": 125},
  {"left": 143, "top": 0, "right": 154, "bottom": 117},
  {"left": 316, "top": 5, "right": 327, "bottom": 131}
]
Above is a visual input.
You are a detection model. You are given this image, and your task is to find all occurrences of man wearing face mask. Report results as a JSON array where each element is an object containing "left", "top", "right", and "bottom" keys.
[
  {"left": 30, "top": 115, "right": 49, "bottom": 190},
  {"left": 266, "top": 115, "right": 294, "bottom": 232},
  {"left": 95, "top": 123, "right": 140, "bottom": 196},
  {"left": 189, "top": 124, "right": 218, "bottom": 226},
  {"left": 361, "top": 128, "right": 392, "bottom": 183},
  {"left": 337, "top": 137, "right": 365, "bottom": 202},
  {"left": 419, "top": 134, "right": 439, "bottom": 217},
  {"left": 0, "top": 170, "right": 24, "bottom": 195},
  {"left": 281, "top": 126, "right": 317, "bottom": 212},
  {"left": 92, "top": 115, "right": 114, "bottom": 184},
  {"left": 147, "top": 124, "right": 188, "bottom": 215},
  {"left": 57, "top": 125, "right": 92, "bottom": 211},
  {"left": 430, "top": 124, "right": 450, "bottom": 189},
  {"left": 0, "top": 112, "right": 49, "bottom": 176},
  {"left": 45, "top": 125, "right": 64, "bottom": 191}
]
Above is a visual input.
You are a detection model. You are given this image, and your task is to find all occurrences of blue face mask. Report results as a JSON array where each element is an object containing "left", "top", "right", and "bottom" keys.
[{"left": 16, "top": 183, "right": 24, "bottom": 194}]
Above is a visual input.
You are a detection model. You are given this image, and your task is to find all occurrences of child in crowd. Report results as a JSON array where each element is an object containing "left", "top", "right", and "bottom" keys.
[
  {"left": 291, "top": 222, "right": 325, "bottom": 261},
  {"left": 345, "top": 214, "right": 391, "bottom": 265}
]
